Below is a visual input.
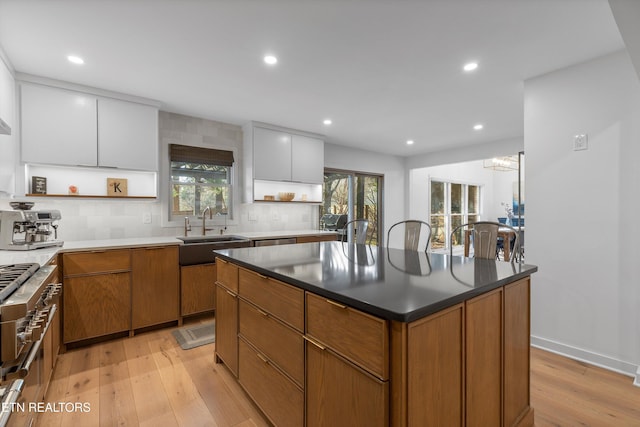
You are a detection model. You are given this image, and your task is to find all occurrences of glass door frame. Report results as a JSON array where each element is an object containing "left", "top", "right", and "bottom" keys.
[{"left": 321, "top": 168, "right": 384, "bottom": 245}]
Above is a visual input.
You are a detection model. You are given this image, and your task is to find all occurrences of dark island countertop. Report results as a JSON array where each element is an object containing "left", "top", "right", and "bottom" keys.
[{"left": 214, "top": 241, "right": 538, "bottom": 322}]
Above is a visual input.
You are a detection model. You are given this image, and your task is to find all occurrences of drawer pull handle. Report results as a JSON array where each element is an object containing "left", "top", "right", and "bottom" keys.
[
  {"left": 303, "top": 335, "right": 326, "bottom": 350},
  {"left": 256, "top": 273, "right": 268, "bottom": 279},
  {"left": 326, "top": 299, "right": 347, "bottom": 309},
  {"left": 225, "top": 290, "right": 236, "bottom": 297},
  {"left": 257, "top": 353, "right": 268, "bottom": 363},
  {"left": 256, "top": 308, "right": 269, "bottom": 317}
]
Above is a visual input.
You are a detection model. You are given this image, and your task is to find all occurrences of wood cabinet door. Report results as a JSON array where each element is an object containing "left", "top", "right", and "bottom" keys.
[
  {"left": 21, "top": 83, "right": 97, "bottom": 166},
  {"left": 131, "top": 246, "right": 179, "bottom": 329},
  {"left": 465, "top": 288, "right": 503, "bottom": 427},
  {"left": 63, "top": 272, "right": 131, "bottom": 343},
  {"left": 216, "top": 283, "right": 238, "bottom": 376},
  {"left": 97, "top": 97, "right": 158, "bottom": 171},
  {"left": 504, "top": 278, "right": 531, "bottom": 426},
  {"left": 180, "top": 263, "right": 216, "bottom": 316},
  {"left": 306, "top": 341, "right": 388, "bottom": 427},
  {"left": 253, "top": 127, "right": 291, "bottom": 181}
]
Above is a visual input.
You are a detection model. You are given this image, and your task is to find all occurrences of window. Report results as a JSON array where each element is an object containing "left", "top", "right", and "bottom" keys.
[
  {"left": 429, "top": 180, "right": 480, "bottom": 250},
  {"left": 170, "top": 144, "right": 234, "bottom": 221},
  {"left": 320, "top": 169, "right": 383, "bottom": 245}
]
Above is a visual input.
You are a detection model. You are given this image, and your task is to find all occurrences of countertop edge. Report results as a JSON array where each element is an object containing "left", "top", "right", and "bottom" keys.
[{"left": 213, "top": 250, "right": 538, "bottom": 323}]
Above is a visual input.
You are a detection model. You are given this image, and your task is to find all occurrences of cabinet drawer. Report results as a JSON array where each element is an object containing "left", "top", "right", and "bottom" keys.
[
  {"left": 216, "top": 259, "right": 238, "bottom": 293},
  {"left": 63, "top": 249, "right": 130, "bottom": 276},
  {"left": 296, "top": 234, "right": 337, "bottom": 243},
  {"left": 239, "top": 299, "right": 304, "bottom": 386},
  {"left": 306, "top": 292, "right": 389, "bottom": 380},
  {"left": 238, "top": 338, "right": 303, "bottom": 427},
  {"left": 239, "top": 269, "right": 304, "bottom": 332}
]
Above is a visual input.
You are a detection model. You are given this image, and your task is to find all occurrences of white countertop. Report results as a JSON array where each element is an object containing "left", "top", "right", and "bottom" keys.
[{"left": 0, "top": 230, "right": 336, "bottom": 266}]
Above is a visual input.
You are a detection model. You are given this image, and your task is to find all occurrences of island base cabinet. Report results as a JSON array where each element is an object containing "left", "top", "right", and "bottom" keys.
[
  {"left": 239, "top": 338, "right": 303, "bottom": 427},
  {"left": 215, "top": 283, "right": 238, "bottom": 376},
  {"left": 404, "top": 304, "right": 464, "bottom": 426},
  {"left": 306, "top": 341, "right": 388, "bottom": 427}
]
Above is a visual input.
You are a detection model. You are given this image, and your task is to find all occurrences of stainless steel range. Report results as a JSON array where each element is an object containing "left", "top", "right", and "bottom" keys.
[{"left": 0, "top": 263, "right": 61, "bottom": 427}]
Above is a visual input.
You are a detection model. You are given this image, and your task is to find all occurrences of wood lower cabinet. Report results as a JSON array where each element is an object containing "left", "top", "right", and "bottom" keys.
[
  {"left": 63, "top": 250, "right": 131, "bottom": 343},
  {"left": 131, "top": 246, "right": 179, "bottom": 329},
  {"left": 180, "top": 263, "right": 216, "bottom": 316},
  {"left": 63, "top": 271, "right": 131, "bottom": 342},
  {"left": 296, "top": 234, "right": 337, "bottom": 243},
  {"left": 306, "top": 340, "right": 388, "bottom": 427},
  {"left": 239, "top": 338, "right": 304, "bottom": 427},
  {"left": 215, "top": 259, "right": 240, "bottom": 376}
]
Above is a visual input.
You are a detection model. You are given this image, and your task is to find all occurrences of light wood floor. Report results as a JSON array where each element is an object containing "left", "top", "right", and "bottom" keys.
[{"left": 39, "top": 318, "right": 640, "bottom": 426}]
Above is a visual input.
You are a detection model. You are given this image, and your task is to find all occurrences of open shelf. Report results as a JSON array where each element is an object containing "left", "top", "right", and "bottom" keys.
[{"left": 26, "top": 194, "right": 156, "bottom": 199}]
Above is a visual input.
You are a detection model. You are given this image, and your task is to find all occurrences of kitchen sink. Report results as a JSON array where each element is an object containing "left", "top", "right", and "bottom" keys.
[{"left": 178, "top": 235, "right": 252, "bottom": 265}]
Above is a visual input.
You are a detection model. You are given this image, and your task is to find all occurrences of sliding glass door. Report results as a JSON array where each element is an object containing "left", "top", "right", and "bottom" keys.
[{"left": 320, "top": 169, "right": 383, "bottom": 245}]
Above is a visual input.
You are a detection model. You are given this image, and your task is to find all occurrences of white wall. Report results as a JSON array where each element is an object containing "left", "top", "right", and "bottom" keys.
[
  {"left": 324, "top": 142, "right": 405, "bottom": 245},
  {"left": 525, "top": 50, "right": 640, "bottom": 378}
]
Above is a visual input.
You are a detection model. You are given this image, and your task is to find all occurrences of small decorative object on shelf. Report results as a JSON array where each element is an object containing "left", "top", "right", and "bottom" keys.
[
  {"left": 107, "top": 178, "right": 128, "bottom": 196},
  {"left": 264, "top": 195, "right": 275, "bottom": 201},
  {"left": 31, "top": 176, "right": 47, "bottom": 194},
  {"left": 68, "top": 185, "right": 79, "bottom": 195},
  {"left": 278, "top": 192, "right": 295, "bottom": 201}
]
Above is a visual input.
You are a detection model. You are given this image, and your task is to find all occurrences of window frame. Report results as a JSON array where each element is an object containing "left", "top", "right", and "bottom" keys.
[
  {"left": 161, "top": 143, "right": 239, "bottom": 229},
  {"left": 429, "top": 178, "right": 482, "bottom": 250}
]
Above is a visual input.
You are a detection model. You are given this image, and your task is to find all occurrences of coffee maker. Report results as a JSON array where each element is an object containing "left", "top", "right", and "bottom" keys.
[{"left": 0, "top": 203, "right": 63, "bottom": 250}]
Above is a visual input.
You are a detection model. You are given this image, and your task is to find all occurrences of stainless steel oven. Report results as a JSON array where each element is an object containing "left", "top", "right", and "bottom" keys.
[{"left": 0, "top": 263, "right": 60, "bottom": 427}]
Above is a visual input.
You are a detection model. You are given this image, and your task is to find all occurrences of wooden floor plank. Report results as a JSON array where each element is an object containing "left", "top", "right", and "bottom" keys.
[{"left": 40, "top": 319, "right": 640, "bottom": 426}]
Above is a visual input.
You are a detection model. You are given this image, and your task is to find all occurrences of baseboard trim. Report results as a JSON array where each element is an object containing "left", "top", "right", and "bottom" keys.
[{"left": 531, "top": 335, "right": 639, "bottom": 387}]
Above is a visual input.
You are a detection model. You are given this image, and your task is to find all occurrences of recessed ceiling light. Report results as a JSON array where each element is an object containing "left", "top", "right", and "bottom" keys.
[
  {"left": 323, "top": 119, "right": 332, "bottom": 125},
  {"left": 67, "top": 55, "right": 84, "bottom": 65},
  {"left": 406, "top": 140, "right": 415, "bottom": 145},
  {"left": 473, "top": 124, "right": 484, "bottom": 130},
  {"left": 264, "top": 55, "right": 278, "bottom": 65},
  {"left": 463, "top": 62, "right": 478, "bottom": 72}
]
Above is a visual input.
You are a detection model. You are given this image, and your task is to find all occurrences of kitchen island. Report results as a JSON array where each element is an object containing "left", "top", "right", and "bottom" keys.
[{"left": 214, "top": 241, "right": 538, "bottom": 427}]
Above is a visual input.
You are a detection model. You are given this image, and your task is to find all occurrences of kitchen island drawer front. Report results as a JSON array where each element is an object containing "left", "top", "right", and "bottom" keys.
[
  {"left": 63, "top": 249, "right": 131, "bottom": 276},
  {"left": 239, "top": 299, "right": 304, "bottom": 386},
  {"left": 238, "top": 269, "right": 304, "bottom": 332},
  {"left": 239, "top": 338, "right": 304, "bottom": 427},
  {"left": 216, "top": 259, "right": 239, "bottom": 293},
  {"left": 306, "top": 292, "right": 389, "bottom": 380},
  {"left": 296, "top": 234, "right": 337, "bottom": 243}
]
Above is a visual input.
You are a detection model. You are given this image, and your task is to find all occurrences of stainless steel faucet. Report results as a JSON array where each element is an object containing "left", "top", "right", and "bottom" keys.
[
  {"left": 202, "top": 206, "right": 212, "bottom": 235},
  {"left": 184, "top": 217, "right": 191, "bottom": 236}
]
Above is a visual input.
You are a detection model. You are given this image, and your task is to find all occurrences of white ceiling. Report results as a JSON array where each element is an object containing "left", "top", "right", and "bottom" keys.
[{"left": 0, "top": 0, "right": 625, "bottom": 157}]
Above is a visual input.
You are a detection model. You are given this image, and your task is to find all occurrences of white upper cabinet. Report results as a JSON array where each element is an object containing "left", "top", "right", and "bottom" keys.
[
  {"left": 253, "top": 127, "right": 292, "bottom": 181},
  {"left": 0, "top": 59, "right": 15, "bottom": 131},
  {"left": 98, "top": 97, "right": 158, "bottom": 171},
  {"left": 20, "top": 82, "right": 158, "bottom": 171},
  {"left": 243, "top": 122, "right": 324, "bottom": 203},
  {"left": 291, "top": 134, "right": 324, "bottom": 184},
  {"left": 21, "top": 83, "right": 98, "bottom": 166}
]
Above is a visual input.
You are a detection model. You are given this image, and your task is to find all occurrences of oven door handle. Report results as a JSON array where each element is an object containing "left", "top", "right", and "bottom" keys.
[
  {"left": 0, "top": 379, "right": 25, "bottom": 426},
  {"left": 17, "top": 304, "right": 57, "bottom": 378}
]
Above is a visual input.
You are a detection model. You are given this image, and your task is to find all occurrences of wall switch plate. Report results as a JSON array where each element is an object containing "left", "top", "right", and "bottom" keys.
[
  {"left": 573, "top": 134, "right": 588, "bottom": 151},
  {"left": 142, "top": 212, "right": 152, "bottom": 224}
]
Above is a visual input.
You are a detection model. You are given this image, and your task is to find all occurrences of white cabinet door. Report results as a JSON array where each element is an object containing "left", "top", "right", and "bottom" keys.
[
  {"left": 292, "top": 134, "right": 324, "bottom": 184},
  {"left": 21, "top": 84, "right": 97, "bottom": 166},
  {"left": 0, "top": 59, "right": 14, "bottom": 130},
  {"left": 98, "top": 98, "right": 158, "bottom": 171},
  {"left": 253, "top": 127, "right": 291, "bottom": 181}
]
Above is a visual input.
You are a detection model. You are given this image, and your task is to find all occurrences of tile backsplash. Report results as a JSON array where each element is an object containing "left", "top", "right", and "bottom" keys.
[{"left": 0, "top": 197, "right": 318, "bottom": 242}]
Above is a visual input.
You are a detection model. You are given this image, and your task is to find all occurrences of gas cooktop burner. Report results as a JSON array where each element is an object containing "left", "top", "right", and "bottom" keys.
[{"left": 0, "top": 263, "right": 40, "bottom": 303}]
